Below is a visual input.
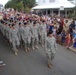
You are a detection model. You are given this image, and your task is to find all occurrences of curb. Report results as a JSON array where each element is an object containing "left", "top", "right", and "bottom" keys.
[{"left": 69, "top": 46, "right": 76, "bottom": 53}]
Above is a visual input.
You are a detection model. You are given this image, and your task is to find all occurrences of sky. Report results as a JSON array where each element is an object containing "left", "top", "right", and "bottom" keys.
[
  {"left": 0, "top": 0, "right": 38, "bottom": 6},
  {"left": 0, "top": 0, "right": 9, "bottom": 6}
]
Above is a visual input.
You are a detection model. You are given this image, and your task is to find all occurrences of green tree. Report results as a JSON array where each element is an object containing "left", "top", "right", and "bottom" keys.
[
  {"left": 23, "top": 0, "right": 35, "bottom": 8},
  {"left": 5, "top": 0, "right": 35, "bottom": 12},
  {"left": 14, "top": 1, "right": 24, "bottom": 11}
]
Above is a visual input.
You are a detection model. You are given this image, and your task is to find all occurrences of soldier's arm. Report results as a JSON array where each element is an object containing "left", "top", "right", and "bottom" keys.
[
  {"left": 22, "top": 29, "right": 24, "bottom": 41},
  {"left": 54, "top": 39, "right": 57, "bottom": 51},
  {"left": 44, "top": 39, "right": 48, "bottom": 54},
  {"left": 9, "top": 31, "right": 12, "bottom": 43},
  {"left": 17, "top": 29, "right": 20, "bottom": 39},
  {"left": 31, "top": 28, "right": 34, "bottom": 38},
  {"left": 22, "top": 30, "right": 24, "bottom": 41},
  {"left": 39, "top": 25, "right": 42, "bottom": 35},
  {"left": 29, "top": 29, "right": 32, "bottom": 38}
]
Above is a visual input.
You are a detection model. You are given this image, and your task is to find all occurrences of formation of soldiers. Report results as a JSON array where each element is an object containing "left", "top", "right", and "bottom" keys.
[
  {"left": 0, "top": 18, "right": 47, "bottom": 55},
  {"left": 0, "top": 10, "right": 57, "bottom": 68}
]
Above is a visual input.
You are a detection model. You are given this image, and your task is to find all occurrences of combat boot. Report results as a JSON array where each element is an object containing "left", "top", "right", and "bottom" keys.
[
  {"left": 25, "top": 48, "right": 28, "bottom": 53},
  {"left": 42, "top": 44, "right": 44, "bottom": 48},
  {"left": 27, "top": 47, "right": 30, "bottom": 51},
  {"left": 35, "top": 45, "right": 38, "bottom": 49},
  {"left": 48, "top": 63, "right": 52, "bottom": 69},
  {"left": 32, "top": 46, "right": 35, "bottom": 50},
  {"left": 15, "top": 51, "right": 18, "bottom": 56}
]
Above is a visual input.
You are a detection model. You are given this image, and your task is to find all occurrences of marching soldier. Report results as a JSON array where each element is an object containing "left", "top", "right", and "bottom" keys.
[
  {"left": 5, "top": 23, "right": 10, "bottom": 40},
  {"left": 9, "top": 24, "right": 20, "bottom": 55},
  {"left": 8, "top": 24, "right": 13, "bottom": 44},
  {"left": 41, "top": 20, "right": 47, "bottom": 47},
  {"left": 45, "top": 31, "right": 57, "bottom": 69},
  {"left": 38, "top": 21, "right": 42, "bottom": 44},
  {"left": 2, "top": 22, "right": 6, "bottom": 37},
  {"left": 23, "top": 22, "right": 32, "bottom": 52},
  {"left": 31, "top": 21, "right": 39, "bottom": 50},
  {"left": 18, "top": 22, "right": 24, "bottom": 47}
]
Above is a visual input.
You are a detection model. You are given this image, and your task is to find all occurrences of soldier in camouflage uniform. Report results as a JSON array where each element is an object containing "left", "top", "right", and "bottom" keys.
[
  {"left": 41, "top": 21, "right": 47, "bottom": 47},
  {"left": 23, "top": 22, "right": 32, "bottom": 52},
  {"left": 18, "top": 22, "right": 24, "bottom": 48},
  {"left": 31, "top": 21, "right": 39, "bottom": 50},
  {"left": 9, "top": 24, "right": 20, "bottom": 55},
  {"left": 45, "top": 31, "right": 57, "bottom": 69}
]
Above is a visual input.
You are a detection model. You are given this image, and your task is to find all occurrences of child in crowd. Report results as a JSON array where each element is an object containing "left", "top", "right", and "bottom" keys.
[
  {"left": 45, "top": 31, "right": 57, "bottom": 69},
  {"left": 61, "top": 30, "right": 66, "bottom": 45},
  {"left": 65, "top": 30, "right": 71, "bottom": 48}
]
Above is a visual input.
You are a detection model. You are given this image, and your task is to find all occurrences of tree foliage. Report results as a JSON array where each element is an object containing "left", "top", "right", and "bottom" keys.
[
  {"left": 5, "top": 0, "right": 35, "bottom": 12},
  {"left": 22, "top": 0, "right": 36, "bottom": 8}
]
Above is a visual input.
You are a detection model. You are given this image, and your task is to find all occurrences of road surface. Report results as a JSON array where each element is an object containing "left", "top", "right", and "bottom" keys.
[{"left": 0, "top": 34, "right": 76, "bottom": 75}]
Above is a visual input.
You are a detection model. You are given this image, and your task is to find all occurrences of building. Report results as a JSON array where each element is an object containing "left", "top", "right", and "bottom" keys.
[{"left": 32, "top": 0, "right": 75, "bottom": 17}]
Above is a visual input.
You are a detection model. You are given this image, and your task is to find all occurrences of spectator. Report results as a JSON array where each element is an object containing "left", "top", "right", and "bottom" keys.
[
  {"left": 61, "top": 30, "right": 66, "bottom": 45},
  {"left": 65, "top": 30, "right": 71, "bottom": 48}
]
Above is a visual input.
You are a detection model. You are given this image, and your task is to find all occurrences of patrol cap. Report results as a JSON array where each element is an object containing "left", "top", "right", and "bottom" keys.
[
  {"left": 12, "top": 24, "right": 15, "bottom": 27},
  {"left": 33, "top": 21, "right": 36, "bottom": 24},
  {"left": 19, "top": 22, "right": 21, "bottom": 25},
  {"left": 24, "top": 22, "right": 27, "bottom": 25},
  {"left": 30, "top": 19, "right": 32, "bottom": 23},
  {"left": 5, "top": 23, "right": 7, "bottom": 24},
  {"left": 11, "top": 18, "right": 13, "bottom": 20}
]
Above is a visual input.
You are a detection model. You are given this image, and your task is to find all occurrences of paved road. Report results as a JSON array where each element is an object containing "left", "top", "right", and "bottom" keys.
[{"left": 0, "top": 34, "right": 76, "bottom": 75}]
